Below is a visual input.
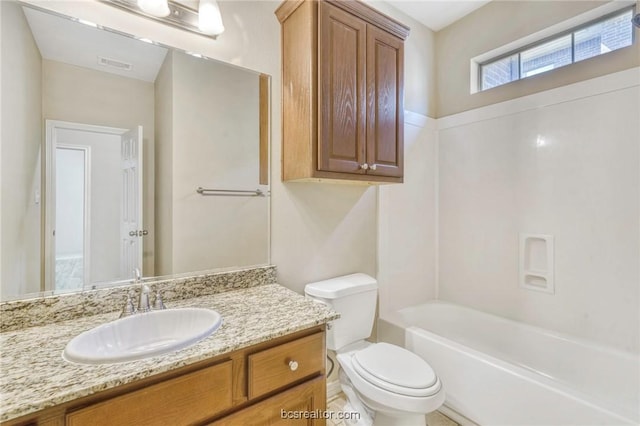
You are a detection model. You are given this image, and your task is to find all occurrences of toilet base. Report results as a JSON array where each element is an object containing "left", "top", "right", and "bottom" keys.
[
  {"left": 340, "top": 370, "right": 373, "bottom": 425},
  {"left": 339, "top": 369, "right": 427, "bottom": 426}
]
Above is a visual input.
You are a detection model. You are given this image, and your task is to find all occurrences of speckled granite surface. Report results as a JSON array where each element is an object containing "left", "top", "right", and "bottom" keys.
[
  {"left": 1, "top": 265, "right": 277, "bottom": 332},
  {"left": 0, "top": 283, "right": 338, "bottom": 423}
]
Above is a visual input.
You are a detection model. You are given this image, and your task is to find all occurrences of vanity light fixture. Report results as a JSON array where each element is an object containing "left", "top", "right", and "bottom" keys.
[
  {"left": 102, "top": 0, "right": 224, "bottom": 39},
  {"left": 137, "top": 0, "right": 170, "bottom": 17},
  {"left": 198, "top": 0, "right": 225, "bottom": 36}
]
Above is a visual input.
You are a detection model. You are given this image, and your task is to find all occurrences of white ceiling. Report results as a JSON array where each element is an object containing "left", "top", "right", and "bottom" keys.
[
  {"left": 21, "top": 0, "right": 487, "bottom": 82},
  {"left": 23, "top": 7, "right": 168, "bottom": 83},
  {"left": 383, "top": 0, "right": 492, "bottom": 32}
]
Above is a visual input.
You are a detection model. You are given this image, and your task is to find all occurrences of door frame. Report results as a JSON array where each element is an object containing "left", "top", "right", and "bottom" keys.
[{"left": 44, "top": 120, "right": 128, "bottom": 292}]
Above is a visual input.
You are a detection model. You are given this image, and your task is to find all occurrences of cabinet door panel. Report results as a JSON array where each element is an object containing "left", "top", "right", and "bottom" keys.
[
  {"left": 210, "top": 377, "right": 326, "bottom": 426},
  {"left": 248, "top": 332, "right": 324, "bottom": 399},
  {"left": 319, "top": 2, "right": 367, "bottom": 174},
  {"left": 366, "top": 25, "right": 404, "bottom": 178},
  {"left": 65, "top": 361, "right": 233, "bottom": 426}
]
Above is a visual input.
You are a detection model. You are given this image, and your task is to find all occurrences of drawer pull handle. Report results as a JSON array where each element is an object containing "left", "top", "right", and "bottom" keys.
[{"left": 288, "top": 360, "right": 299, "bottom": 371}]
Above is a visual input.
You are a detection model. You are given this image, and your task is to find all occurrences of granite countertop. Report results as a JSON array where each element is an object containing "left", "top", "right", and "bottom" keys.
[{"left": 0, "top": 283, "right": 338, "bottom": 423}]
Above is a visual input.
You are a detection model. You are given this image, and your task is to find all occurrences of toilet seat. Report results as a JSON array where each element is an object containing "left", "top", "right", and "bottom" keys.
[{"left": 351, "top": 343, "right": 440, "bottom": 397}]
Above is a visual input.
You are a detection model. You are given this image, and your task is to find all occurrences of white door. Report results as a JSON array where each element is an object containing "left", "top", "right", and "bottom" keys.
[
  {"left": 46, "top": 120, "right": 134, "bottom": 292},
  {"left": 120, "top": 126, "right": 143, "bottom": 279}
]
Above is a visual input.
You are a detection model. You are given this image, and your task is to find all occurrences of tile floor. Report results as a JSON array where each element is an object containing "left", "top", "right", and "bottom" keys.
[{"left": 326, "top": 393, "right": 458, "bottom": 426}]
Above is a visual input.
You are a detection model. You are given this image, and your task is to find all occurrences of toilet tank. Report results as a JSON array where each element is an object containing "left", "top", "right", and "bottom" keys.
[{"left": 304, "top": 273, "right": 377, "bottom": 351}]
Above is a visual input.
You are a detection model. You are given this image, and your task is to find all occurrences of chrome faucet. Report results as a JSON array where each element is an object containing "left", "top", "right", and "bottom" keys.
[
  {"left": 137, "top": 284, "right": 152, "bottom": 313},
  {"left": 134, "top": 268, "right": 152, "bottom": 313},
  {"left": 120, "top": 268, "right": 165, "bottom": 317}
]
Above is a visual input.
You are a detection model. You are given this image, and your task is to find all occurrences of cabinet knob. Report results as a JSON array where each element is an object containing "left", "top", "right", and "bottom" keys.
[
  {"left": 370, "top": 164, "right": 377, "bottom": 171},
  {"left": 129, "top": 231, "right": 138, "bottom": 237},
  {"left": 288, "top": 360, "right": 299, "bottom": 371},
  {"left": 360, "top": 163, "right": 369, "bottom": 170}
]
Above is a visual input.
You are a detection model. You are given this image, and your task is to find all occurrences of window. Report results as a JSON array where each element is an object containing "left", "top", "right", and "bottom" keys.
[{"left": 479, "top": 8, "right": 635, "bottom": 91}]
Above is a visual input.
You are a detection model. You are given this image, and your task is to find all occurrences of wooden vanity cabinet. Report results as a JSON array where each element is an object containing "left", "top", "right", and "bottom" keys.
[
  {"left": 276, "top": 0, "right": 409, "bottom": 184},
  {"left": 3, "top": 327, "right": 326, "bottom": 426},
  {"left": 66, "top": 361, "right": 234, "bottom": 426}
]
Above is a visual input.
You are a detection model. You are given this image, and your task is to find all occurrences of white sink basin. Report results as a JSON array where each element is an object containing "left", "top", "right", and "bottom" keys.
[{"left": 62, "top": 308, "right": 223, "bottom": 364}]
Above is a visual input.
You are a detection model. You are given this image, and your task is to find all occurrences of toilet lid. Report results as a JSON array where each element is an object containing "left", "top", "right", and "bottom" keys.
[{"left": 352, "top": 343, "right": 439, "bottom": 397}]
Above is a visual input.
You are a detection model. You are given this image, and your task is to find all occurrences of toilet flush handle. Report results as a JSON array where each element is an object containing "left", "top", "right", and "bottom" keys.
[{"left": 288, "top": 359, "right": 299, "bottom": 371}]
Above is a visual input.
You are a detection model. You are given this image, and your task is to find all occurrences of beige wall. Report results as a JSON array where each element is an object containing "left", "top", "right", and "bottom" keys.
[
  {"left": 378, "top": 115, "right": 437, "bottom": 319},
  {"left": 154, "top": 52, "right": 174, "bottom": 276},
  {"left": 367, "top": 1, "right": 437, "bottom": 117},
  {"left": 42, "top": 59, "right": 156, "bottom": 276},
  {"left": 27, "top": 0, "right": 434, "bottom": 295},
  {"left": 435, "top": 1, "right": 640, "bottom": 117},
  {"left": 0, "top": 1, "right": 43, "bottom": 298},
  {"left": 155, "top": 51, "right": 268, "bottom": 275},
  {"left": 171, "top": 52, "right": 267, "bottom": 273}
]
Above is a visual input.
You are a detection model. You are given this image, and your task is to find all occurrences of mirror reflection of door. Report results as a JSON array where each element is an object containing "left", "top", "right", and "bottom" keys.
[{"left": 46, "top": 121, "right": 143, "bottom": 292}]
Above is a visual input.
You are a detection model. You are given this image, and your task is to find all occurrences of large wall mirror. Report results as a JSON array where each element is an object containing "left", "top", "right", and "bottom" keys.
[{"left": 1, "top": 1, "right": 270, "bottom": 301}]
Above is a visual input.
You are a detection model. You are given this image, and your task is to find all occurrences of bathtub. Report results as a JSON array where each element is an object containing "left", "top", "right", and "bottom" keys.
[{"left": 381, "top": 301, "right": 639, "bottom": 426}]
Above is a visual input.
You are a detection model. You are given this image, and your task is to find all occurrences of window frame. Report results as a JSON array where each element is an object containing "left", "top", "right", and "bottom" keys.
[{"left": 478, "top": 6, "right": 636, "bottom": 92}]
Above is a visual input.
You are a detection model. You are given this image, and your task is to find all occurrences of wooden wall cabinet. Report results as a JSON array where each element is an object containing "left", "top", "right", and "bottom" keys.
[
  {"left": 276, "top": 0, "right": 410, "bottom": 184},
  {"left": 4, "top": 327, "right": 326, "bottom": 426}
]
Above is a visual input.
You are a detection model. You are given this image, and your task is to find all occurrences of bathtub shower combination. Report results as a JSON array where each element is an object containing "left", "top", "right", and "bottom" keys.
[{"left": 387, "top": 301, "right": 639, "bottom": 425}]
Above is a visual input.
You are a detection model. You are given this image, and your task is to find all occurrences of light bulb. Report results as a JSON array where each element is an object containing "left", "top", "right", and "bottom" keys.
[
  {"left": 138, "top": 0, "right": 170, "bottom": 18},
  {"left": 199, "top": 0, "right": 225, "bottom": 36}
]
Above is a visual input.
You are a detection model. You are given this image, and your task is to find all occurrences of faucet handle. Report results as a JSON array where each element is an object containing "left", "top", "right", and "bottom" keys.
[
  {"left": 153, "top": 290, "right": 166, "bottom": 310},
  {"left": 137, "top": 284, "right": 152, "bottom": 313},
  {"left": 120, "top": 292, "right": 137, "bottom": 318}
]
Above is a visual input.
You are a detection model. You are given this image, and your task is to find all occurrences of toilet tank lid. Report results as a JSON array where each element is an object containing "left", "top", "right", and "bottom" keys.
[{"left": 304, "top": 273, "right": 377, "bottom": 299}]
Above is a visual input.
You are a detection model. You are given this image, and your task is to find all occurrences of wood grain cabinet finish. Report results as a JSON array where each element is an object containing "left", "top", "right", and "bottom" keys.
[
  {"left": 66, "top": 361, "right": 233, "bottom": 426},
  {"left": 210, "top": 377, "right": 326, "bottom": 426},
  {"left": 248, "top": 332, "right": 324, "bottom": 399},
  {"left": 277, "top": 0, "right": 409, "bottom": 184},
  {"left": 2, "top": 327, "right": 326, "bottom": 426}
]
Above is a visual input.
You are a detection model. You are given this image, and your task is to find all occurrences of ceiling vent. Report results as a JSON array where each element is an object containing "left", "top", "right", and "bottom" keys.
[{"left": 97, "top": 56, "right": 133, "bottom": 71}]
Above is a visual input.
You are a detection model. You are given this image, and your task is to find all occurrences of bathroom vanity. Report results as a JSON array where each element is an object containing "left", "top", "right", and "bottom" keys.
[{"left": 0, "top": 274, "right": 337, "bottom": 426}]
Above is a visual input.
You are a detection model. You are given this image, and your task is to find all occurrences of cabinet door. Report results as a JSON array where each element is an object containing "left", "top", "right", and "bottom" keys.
[
  {"left": 65, "top": 361, "right": 233, "bottom": 426},
  {"left": 210, "top": 376, "right": 326, "bottom": 426},
  {"left": 318, "top": 2, "right": 367, "bottom": 175},
  {"left": 366, "top": 25, "right": 404, "bottom": 178}
]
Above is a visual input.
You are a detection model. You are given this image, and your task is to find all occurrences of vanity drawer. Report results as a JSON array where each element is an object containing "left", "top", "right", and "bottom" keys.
[
  {"left": 66, "top": 360, "right": 232, "bottom": 426},
  {"left": 248, "top": 332, "right": 324, "bottom": 399}
]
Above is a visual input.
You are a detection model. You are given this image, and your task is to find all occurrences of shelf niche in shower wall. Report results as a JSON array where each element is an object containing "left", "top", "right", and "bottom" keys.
[{"left": 519, "top": 233, "right": 554, "bottom": 294}]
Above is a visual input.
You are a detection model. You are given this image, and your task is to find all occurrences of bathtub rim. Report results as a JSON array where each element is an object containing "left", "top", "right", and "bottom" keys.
[
  {"left": 405, "top": 325, "right": 638, "bottom": 425},
  {"left": 382, "top": 299, "right": 639, "bottom": 360},
  {"left": 379, "top": 300, "right": 640, "bottom": 423}
]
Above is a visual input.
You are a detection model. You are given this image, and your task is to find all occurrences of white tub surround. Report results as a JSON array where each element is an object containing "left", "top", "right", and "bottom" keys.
[
  {"left": 438, "top": 68, "right": 640, "bottom": 353},
  {"left": 384, "top": 301, "right": 639, "bottom": 426}
]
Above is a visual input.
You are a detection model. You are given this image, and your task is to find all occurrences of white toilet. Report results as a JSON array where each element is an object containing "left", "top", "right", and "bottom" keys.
[{"left": 305, "top": 273, "right": 445, "bottom": 426}]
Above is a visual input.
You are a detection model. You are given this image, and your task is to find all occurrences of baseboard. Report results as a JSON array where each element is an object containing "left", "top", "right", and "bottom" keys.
[
  {"left": 326, "top": 379, "right": 342, "bottom": 399},
  {"left": 439, "top": 405, "right": 479, "bottom": 426}
]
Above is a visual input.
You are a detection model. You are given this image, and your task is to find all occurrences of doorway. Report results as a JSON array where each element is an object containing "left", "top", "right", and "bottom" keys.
[{"left": 45, "top": 120, "right": 143, "bottom": 292}]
